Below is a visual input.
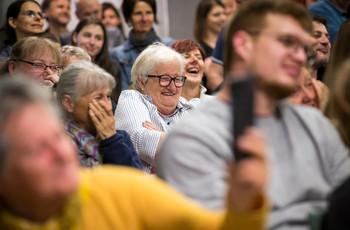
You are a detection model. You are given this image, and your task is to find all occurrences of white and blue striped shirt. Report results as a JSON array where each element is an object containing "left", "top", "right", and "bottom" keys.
[{"left": 115, "top": 90, "right": 200, "bottom": 173}]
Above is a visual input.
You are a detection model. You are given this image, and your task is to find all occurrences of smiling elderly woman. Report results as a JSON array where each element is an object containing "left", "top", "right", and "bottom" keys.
[
  {"left": 56, "top": 61, "right": 141, "bottom": 169},
  {"left": 115, "top": 43, "right": 200, "bottom": 173}
]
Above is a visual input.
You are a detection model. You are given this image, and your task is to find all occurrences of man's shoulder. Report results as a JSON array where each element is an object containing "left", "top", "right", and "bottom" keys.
[{"left": 308, "top": 0, "right": 337, "bottom": 13}]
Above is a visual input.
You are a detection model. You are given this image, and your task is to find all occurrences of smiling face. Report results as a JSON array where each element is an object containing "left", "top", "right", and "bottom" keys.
[
  {"left": 311, "top": 21, "right": 331, "bottom": 67},
  {"left": 246, "top": 13, "right": 312, "bottom": 99},
  {"left": 73, "top": 24, "right": 104, "bottom": 61},
  {"left": 129, "top": 1, "right": 154, "bottom": 37},
  {"left": 44, "top": 0, "right": 71, "bottom": 26},
  {"left": 182, "top": 48, "right": 205, "bottom": 85},
  {"left": 10, "top": 50, "right": 59, "bottom": 83},
  {"left": 139, "top": 60, "right": 182, "bottom": 115},
  {"left": 71, "top": 87, "right": 112, "bottom": 134},
  {"left": 102, "top": 8, "right": 121, "bottom": 27},
  {"left": 9, "top": 2, "right": 44, "bottom": 39},
  {"left": 206, "top": 5, "right": 227, "bottom": 35},
  {"left": 287, "top": 67, "right": 317, "bottom": 107},
  {"left": 0, "top": 103, "right": 79, "bottom": 207}
]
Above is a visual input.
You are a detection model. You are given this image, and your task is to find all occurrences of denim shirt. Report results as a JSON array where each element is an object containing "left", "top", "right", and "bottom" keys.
[{"left": 110, "top": 37, "right": 175, "bottom": 91}]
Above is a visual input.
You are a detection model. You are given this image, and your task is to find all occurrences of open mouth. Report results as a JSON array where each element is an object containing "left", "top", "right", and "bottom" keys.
[
  {"left": 186, "top": 67, "right": 199, "bottom": 74},
  {"left": 162, "top": 92, "right": 175, "bottom": 96}
]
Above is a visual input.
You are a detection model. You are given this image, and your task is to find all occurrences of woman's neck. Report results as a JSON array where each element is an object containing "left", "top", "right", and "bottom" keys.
[
  {"left": 181, "top": 82, "right": 201, "bottom": 101},
  {"left": 203, "top": 29, "right": 220, "bottom": 49}
]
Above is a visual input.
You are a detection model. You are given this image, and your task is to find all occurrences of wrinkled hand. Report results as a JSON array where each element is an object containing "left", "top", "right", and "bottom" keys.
[
  {"left": 312, "top": 78, "right": 329, "bottom": 112},
  {"left": 142, "top": 120, "right": 159, "bottom": 131},
  {"left": 89, "top": 100, "right": 116, "bottom": 140},
  {"left": 228, "top": 127, "right": 268, "bottom": 212},
  {"left": 42, "top": 74, "right": 60, "bottom": 87}
]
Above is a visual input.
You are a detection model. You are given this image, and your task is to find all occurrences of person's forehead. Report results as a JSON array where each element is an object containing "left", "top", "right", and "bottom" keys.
[
  {"left": 21, "top": 1, "right": 41, "bottom": 11},
  {"left": 312, "top": 21, "right": 328, "bottom": 33},
  {"left": 264, "top": 13, "right": 311, "bottom": 43}
]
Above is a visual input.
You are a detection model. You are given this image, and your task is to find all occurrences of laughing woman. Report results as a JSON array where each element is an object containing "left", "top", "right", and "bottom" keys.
[{"left": 115, "top": 43, "right": 200, "bottom": 173}]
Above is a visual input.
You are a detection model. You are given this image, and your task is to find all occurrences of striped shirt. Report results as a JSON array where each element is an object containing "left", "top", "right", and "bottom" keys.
[{"left": 115, "top": 90, "right": 200, "bottom": 173}]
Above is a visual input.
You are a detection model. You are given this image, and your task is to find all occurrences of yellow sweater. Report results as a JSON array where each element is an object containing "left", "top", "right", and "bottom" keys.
[{"left": 0, "top": 167, "right": 268, "bottom": 230}]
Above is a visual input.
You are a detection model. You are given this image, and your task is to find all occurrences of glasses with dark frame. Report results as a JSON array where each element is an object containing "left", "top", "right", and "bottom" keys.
[
  {"left": 13, "top": 59, "right": 63, "bottom": 74},
  {"left": 249, "top": 30, "right": 316, "bottom": 67},
  {"left": 147, "top": 75, "right": 187, "bottom": 88},
  {"left": 22, "top": 10, "right": 45, "bottom": 19}
]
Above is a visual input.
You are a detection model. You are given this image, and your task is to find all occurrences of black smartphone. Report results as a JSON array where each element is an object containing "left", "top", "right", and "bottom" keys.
[{"left": 230, "top": 75, "right": 254, "bottom": 162}]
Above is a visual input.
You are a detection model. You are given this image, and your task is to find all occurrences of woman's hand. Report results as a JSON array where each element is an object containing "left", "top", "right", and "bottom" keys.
[
  {"left": 89, "top": 99, "right": 116, "bottom": 140},
  {"left": 311, "top": 78, "right": 329, "bottom": 112},
  {"left": 42, "top": 74, "right": 60, "bottom": 87},
  {"left": 228, "top": 127, "right": 268, "bottom": 212},
  {"left": 142, "top": 120, "right": 159, "bottom": 131}
]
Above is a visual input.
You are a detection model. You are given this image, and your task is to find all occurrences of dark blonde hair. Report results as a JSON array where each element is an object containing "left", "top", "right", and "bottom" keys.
[{"left": 0, "top": 36, "right": 62, "bottom": 75}]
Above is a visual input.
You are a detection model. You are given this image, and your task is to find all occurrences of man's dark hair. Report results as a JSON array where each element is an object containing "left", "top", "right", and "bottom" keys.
[{"left": 310, "top": 14, "right": 328, "bottom": 30}]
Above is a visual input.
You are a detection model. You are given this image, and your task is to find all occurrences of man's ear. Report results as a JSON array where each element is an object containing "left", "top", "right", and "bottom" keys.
[
  {"left": 8, "top": 17, "right": 17, "bottom": 29},
  {"left": 8, "top": 60, "right": 16, "bottom": 74},
  {"left": 72, "top": 32, "right": 78, "bottom": 44},
  {"left": 61, "top": 95, "right": 75, "bottom": 113},
  {"left": 232, "top": 31, "right": 254, "bottom": 61}
]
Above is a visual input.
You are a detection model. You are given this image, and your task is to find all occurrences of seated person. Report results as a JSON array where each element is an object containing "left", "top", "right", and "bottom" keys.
[
  {"left": 115, "top": 43, "right": 200, "bottom": 173},
  {"left": 61, "top": 45, "right": 91, "bottom": 68},
  {"left": 287, "top": 66, "right": 329, "bottom": 111},
  {"left": 171, "top": 39, "right": 213, "bottom": 102},
  {"left": 0, "top": 76, "right": 268, "bottom": 230},
  {"left": 0, "top": 36, "right": 62, "bottom": 87},
  {"left": 56, "top": 61, "right": 142, "bottom": 169}
]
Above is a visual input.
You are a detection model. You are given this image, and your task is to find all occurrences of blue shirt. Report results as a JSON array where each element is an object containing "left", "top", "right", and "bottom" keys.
[{"left": 308, "top": 0, "right": 347, "bottom": 43}]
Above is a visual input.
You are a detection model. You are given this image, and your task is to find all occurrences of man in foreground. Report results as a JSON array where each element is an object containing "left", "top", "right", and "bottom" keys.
[{"left": 157, "top": 0, "right": 350, "bottom": 229}]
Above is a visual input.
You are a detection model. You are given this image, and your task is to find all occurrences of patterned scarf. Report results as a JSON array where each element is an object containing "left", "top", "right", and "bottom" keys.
[
  {"left": 65, "top": 120, "right": 101, "bottom": 168},
  {"left": 129, "top": 28, "right": 159, "bottom": 53}
]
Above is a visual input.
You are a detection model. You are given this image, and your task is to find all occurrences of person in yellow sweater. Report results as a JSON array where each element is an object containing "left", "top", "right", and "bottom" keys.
[{"left": 0, "top": 76, "right": 269, "bottom": 229}]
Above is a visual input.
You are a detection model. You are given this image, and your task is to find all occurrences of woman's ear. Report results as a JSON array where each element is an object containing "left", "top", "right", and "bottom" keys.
[
  {"left": 137, "top": 77, "right": 145, "bottom": 91},
  {"left": 8, "top": 17, "right": 17, "bottom": 29},
  {"left": 72, "top": 32, "right": 78, "bottom": 44},
  {"left": 232, "top": 31, "right": 254, "bottom": 61},
  {"left": 8, "top": 60, "right": 16, "bottom": 74},
  {"left": 61, "top": 95, "right": 75, "bottom": 113}
]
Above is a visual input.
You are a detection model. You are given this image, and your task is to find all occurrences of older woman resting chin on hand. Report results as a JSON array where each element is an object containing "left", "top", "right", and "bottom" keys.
[
  {"left": 115, "top": 43, "right": 200, "bottom": 173},
  {"left": 56, "top": 61, "right": 141, "bottom": 169}
]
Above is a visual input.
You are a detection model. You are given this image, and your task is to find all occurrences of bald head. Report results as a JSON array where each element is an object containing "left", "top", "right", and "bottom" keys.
[{"left": 76, "top": 0, "right": 101, "bottom": 20}]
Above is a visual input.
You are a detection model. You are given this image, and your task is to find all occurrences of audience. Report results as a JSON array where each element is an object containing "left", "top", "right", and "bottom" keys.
[
  {"left": 42, "top": 0, "right": 70, "bottom": 39},
  {"left": 110, "top": 0, "right": 175, "bottom": 90},
  {"left": 171, "top": 39, "right": 213, "bottom": 101},
  {"left": 194, "top": 0, "right": 227, "bottom": 57},
  {"left": 308, "top": 0, "right": 350, "bottom": 42},
  {"left": 1, "top": 0, "right": 44, "bottom": 58},
  {"left": 0, "top": 36, "right": 62, "bottom": 87},
  {"left": 0, "top": 76, "right": 268, "bottom": 230},
  {"left": 72, "top": 17, "right": 122, "bottom": 104},
  {"left": 157, "top": 2, "right": 350, "bottom": 230},
  {"left": 115, "top": 43, "right": 199, "bottom": 174},
  {"left": 56, "top": 61, "right": 142, "bottom": 169},
  {"left": 61, "top": 45, "right": 91, "bottom": 68}
]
